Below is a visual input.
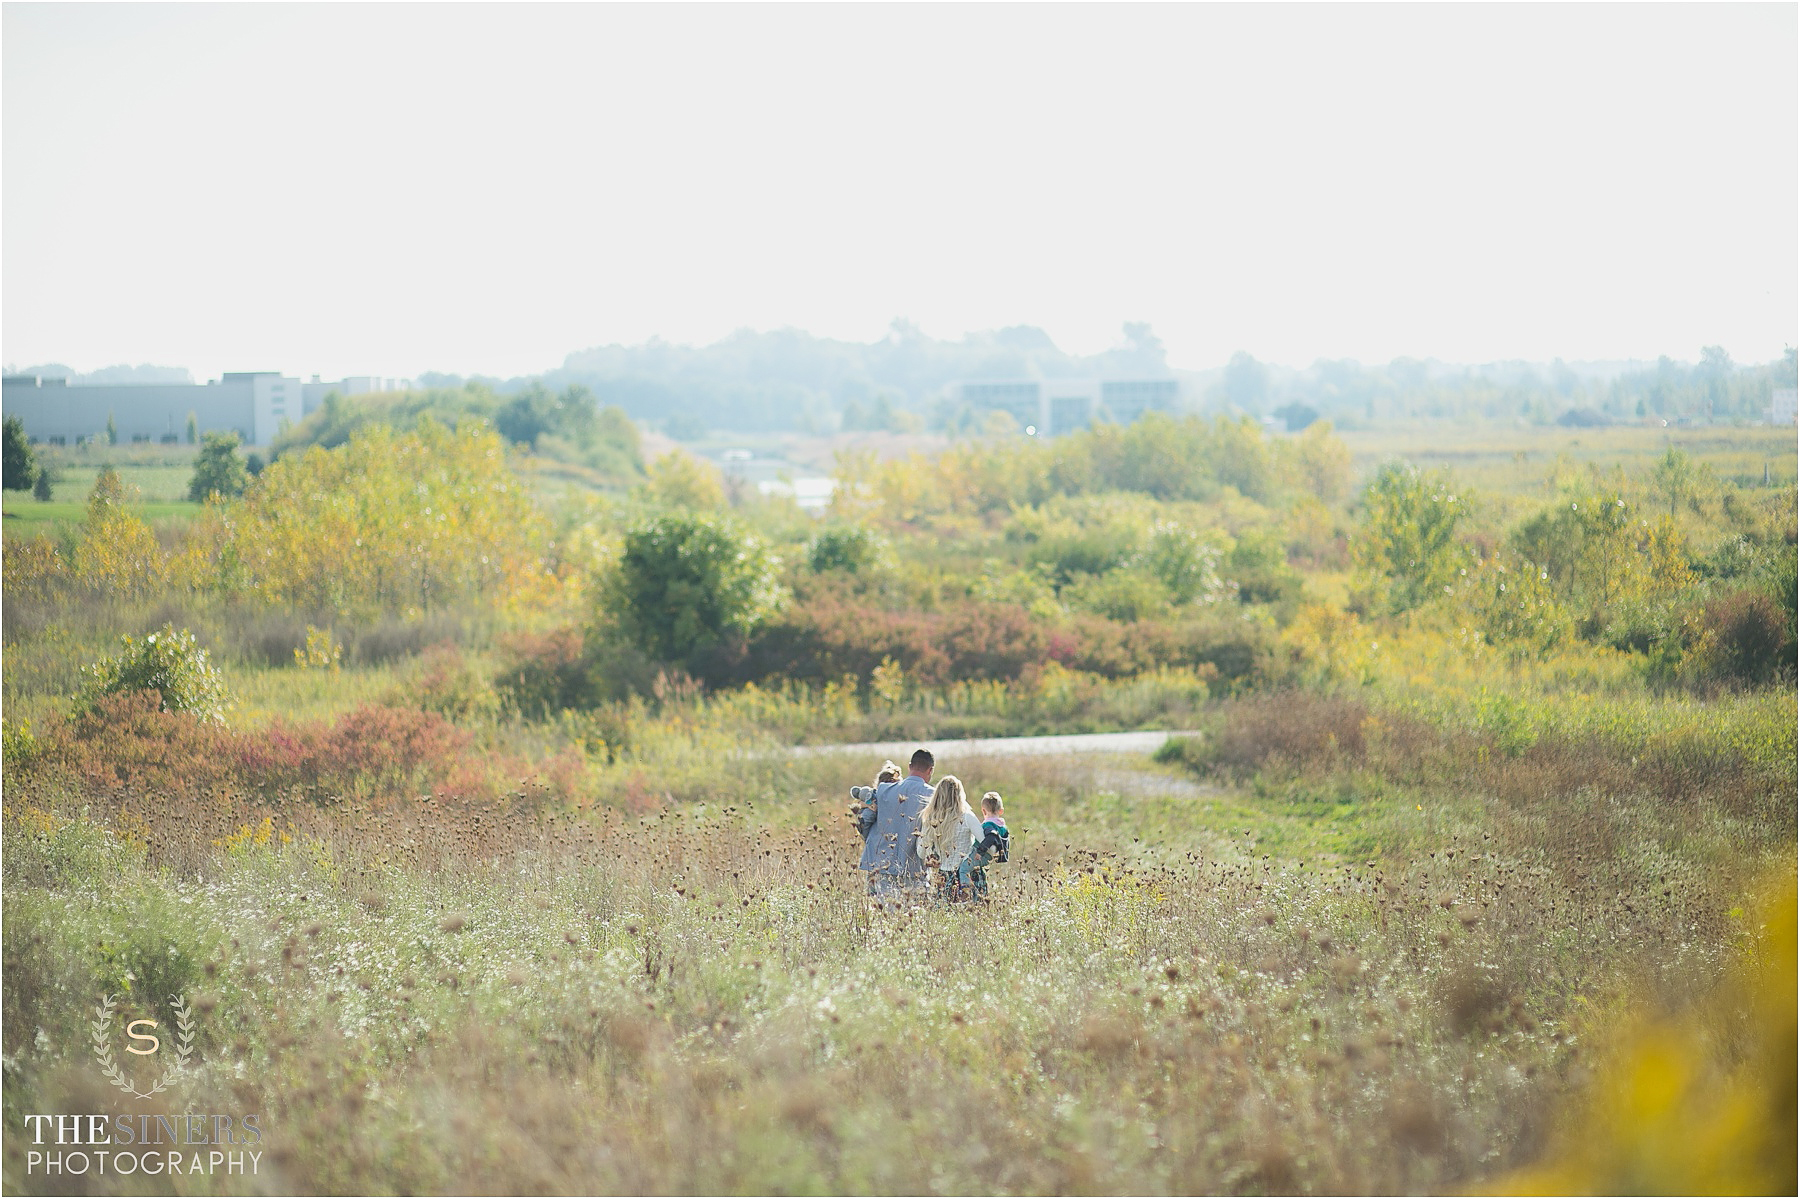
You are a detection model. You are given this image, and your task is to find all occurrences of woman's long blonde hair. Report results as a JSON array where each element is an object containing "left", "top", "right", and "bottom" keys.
[{"left": 919, "top": 775, "right": 972, "bottom": 860}]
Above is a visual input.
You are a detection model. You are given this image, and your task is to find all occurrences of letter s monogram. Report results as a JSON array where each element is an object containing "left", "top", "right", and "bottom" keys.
[{"left": 125, "top": 1019, "right": 159, "bottom": 1056}]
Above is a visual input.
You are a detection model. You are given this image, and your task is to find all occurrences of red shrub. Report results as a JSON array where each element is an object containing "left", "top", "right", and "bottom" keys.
[
  {"left": 41, "top": 689, "right": 524, "bottom": 810},
  {"left": 239, "top": 704, "right": 472, "bottom": 799},
  {"left": 738, "top": 597, "right": 1275, "bottom": 689},
  {"left": 737, "top": 597, "right": 948, "bottom": 685},
  {"left": 494, "top": 626, "right": 590, "bottom": 716},
  {"left": 1696, "top": 590, "right": 1795, "bottom": 686},
  {"left": 233, "top": 721, "right": 330, "bottom": 794},
  {"left": 1044, "top": 629, "right": 1084, "bottom": 666},
  {"left": 938, "top": 604, "right": 1049, "bottom": 680},
  {"left": 327, "top": 704, "right": 470, "bottom": 788},
  {"left": 58, "top": 690, "right": 238, "bottom": 796},
  {"left": 745, "top": 598, "right": 1048, "bottom": 685}
]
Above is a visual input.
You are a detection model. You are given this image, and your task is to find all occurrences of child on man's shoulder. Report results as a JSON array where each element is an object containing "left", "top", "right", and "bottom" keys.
[{"left": 849, "top": 760, "right": 903, "bottom": 839}]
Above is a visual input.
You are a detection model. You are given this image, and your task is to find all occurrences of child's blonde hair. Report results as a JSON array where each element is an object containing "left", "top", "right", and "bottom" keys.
[
  {"left": 981, "top": 791, "right": 1003, "bottom": 814},
  {"left": 876, "top": 760, "right": 902, "bottom": 783}
]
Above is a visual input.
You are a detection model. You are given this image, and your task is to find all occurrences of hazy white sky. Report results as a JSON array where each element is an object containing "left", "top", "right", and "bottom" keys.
[{"left": 4, "top": 3, "right": 1795, "bottom": 381}]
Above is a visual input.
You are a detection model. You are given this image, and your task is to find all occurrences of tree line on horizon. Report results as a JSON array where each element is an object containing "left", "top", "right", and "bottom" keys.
[
  {"left": 10, "top": 329, "right": 1794, "bottom": 438},
  {"left": 349, "top": 334, "right": 1800, "bottom": 436}
]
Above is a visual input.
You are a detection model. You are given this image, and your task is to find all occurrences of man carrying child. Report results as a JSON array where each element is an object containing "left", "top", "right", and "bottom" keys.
[{"left": 856, "top": 748, "right": 935, "bottom": 896}]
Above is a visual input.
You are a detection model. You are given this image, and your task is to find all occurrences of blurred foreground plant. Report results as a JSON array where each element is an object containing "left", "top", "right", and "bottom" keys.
[{"left": 1491, "top": 874, "right": 1795, "bottom": 1195}]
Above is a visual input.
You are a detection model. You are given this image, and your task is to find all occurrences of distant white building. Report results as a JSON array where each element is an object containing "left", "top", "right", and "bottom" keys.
[
  {"left": 1769, "top": 388, "right": 1797, "bottom": 426},
  {"left": 757, "top": 477, "right": 836, "bottom": 512},
  {"left": 2, "top": 371, "right": 300, "bottom": 446}
]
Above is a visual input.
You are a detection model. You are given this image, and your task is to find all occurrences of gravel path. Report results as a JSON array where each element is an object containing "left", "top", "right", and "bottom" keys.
[{"left": 791, "top": 729, "right": 1200, "bottom": 760}]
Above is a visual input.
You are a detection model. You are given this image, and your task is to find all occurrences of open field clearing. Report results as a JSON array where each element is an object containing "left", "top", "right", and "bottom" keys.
[
  {"left": 1336, "top": 424, "right": 1798, "bottom": 493},
  {"left": 1, "top": 499, "right": 199, "bottom": 537},
  {"left": 5, "top": 706, "right": 1791, "bottom": 1193},
  {"left": 3, "top": 410, "right": 1793, "bottom": 1193}
]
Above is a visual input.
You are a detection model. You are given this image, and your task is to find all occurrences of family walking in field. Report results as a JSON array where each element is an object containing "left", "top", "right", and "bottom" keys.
[{"left": 849, "top": 749, "right": 1009, "bottom": 904}]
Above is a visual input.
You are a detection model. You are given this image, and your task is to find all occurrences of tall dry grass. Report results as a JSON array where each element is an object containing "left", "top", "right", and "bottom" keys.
[{"left": 4, "top": 705, "right": 1790, "bottom": 1194}]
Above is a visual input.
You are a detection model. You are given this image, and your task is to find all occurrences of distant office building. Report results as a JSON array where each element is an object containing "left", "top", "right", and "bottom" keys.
[
  {"left": 2, "top": 371, "right": 300, "bottom": 446},
  {"left": 960, "top": 381, "right": 1044, "bottom": 432},
  {"left": 2, "top": 371, "right": 415, "bottom": 446},
  {"left": 1024, "top": 380, "right": 1093, "bottom": 437},
  {"left": 1100, "top": 379, "right": 1180, "bottom": 424},
  {"left": 1770, "top": 388, "right": 1798, "bottom": 426},
  {"left": 954, "top": 377, "right": 1180, "bottom": 436}
]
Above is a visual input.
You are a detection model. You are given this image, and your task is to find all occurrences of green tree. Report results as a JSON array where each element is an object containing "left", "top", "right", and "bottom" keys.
[
  {"left": 106, "top": 411, "right": 118, "bottom": 446},
  {"left": 1512, "top": 486, "right": 1644, "bottom": 627},
  {"left": 1282, "top": 421, "right": 1352, "bottom": 502},
  {"left": 81, "top": 623, "right": 229, "bottom": 723},
  {"left": 1143, "top": 521, "right": 1224, "bottom": 604},
  {"left": 1698, "top": 346, "right": 1733, "bottom": 418},
  {"left": 32, "top": 461, "right": 57, "bottom": 501},
  {"left": 808, "top": 525, "right": 881, "bottom": 574},
  {"left": 1470, "top": 555, "right": 1569, "bottom": 657},
  {"left": 495, "top": 383, "right": 572, "bottom": 450},
  {"left": 1353, "top": 463, "right": 1469, "bottom": 613},
  {"left": 982, "top": 409, "right": 1020, "bottom": 437},
  {"left": 1651, "top": 446, "right": 1694, "bottom": 518},
  {"left": 187, "top": 431, "right": 251, "bottom": 501},
  {"left": 1573, "top": 490, "right": 1640, "bottom": 610},
  {"left": 2, "top": 416, "right": 38, "bottom": 491},
  {"left": 186, "top": 411, "right": 198, "bottom": 444},
  {"left": 1273, "top": 402, "right": 1319, "bottom": 432},
  {"left": 493, "top": 383, "right": 642, "bottom": 477},
  {"left": 607, "top": 513, "right": 782, "bottom": 664},
  {"left": 1511, "top": 504, "right": 1584, "bottom": 601}
]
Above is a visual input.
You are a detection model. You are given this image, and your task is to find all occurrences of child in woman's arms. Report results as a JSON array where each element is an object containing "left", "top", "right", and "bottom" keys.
[
  {"left": 975, "top": 791, "right": 1008, "bottom": 862},
  {"left": 969, "top": 791, "right": 1009, "bottom": 899}
]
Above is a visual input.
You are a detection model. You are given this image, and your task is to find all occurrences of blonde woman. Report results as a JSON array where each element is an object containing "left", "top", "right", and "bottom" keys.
[{"left": 917, "top": 774, "right": 984, "bottom": 903}]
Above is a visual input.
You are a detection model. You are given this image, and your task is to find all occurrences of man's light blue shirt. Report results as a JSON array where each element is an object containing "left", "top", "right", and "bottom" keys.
[{"left": 858, "top": 773, "right": 931, "bottom": 876}]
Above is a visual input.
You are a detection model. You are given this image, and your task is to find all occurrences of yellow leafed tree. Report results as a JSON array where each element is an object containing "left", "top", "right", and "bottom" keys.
[
  {"left": 71, "top": 468, "right": 167, "bottom": 598},
  {"left": 189, "top": 420, "right": 559, "bottom": 616},
  {"left": 1641, "top": 515, "right": 1696, "bottom": 598}
]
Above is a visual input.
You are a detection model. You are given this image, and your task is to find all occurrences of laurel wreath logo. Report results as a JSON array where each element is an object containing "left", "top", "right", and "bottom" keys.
[{"left": 91, "top": 994, "right": 195, "bottom": 1098}]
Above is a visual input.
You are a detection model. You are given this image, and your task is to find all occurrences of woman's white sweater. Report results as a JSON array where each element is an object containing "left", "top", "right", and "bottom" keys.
[{"left": 922, "top": 808, "right": 984, "bottom": 873}]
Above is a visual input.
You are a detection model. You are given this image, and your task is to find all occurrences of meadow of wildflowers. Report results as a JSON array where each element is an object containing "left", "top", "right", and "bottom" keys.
[{"left": 2, "top": 419, "right": 1793, "bottom": 1193}]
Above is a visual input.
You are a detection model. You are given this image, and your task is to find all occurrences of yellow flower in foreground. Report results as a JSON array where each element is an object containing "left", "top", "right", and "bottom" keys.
[{"left": 1487, "top": 875, "right": 1795, "bottom": 1196}]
